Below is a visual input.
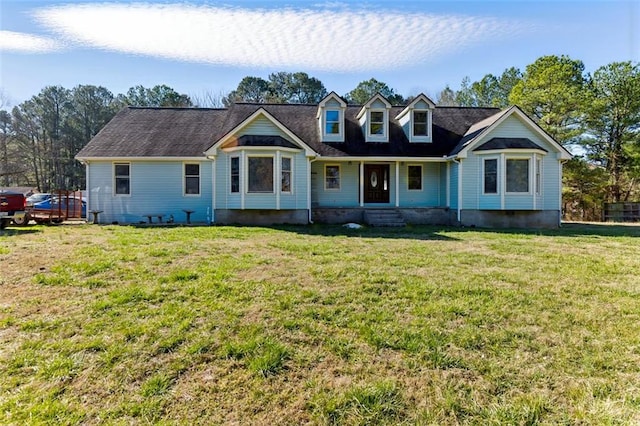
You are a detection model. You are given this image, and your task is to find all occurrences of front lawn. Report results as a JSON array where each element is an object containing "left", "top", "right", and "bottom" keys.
[{"left": 1, "top": 223, "right": 639, "bottom": 424}]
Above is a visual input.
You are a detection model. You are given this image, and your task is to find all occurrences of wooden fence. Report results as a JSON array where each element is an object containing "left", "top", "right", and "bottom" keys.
[{"left": 603, "top": 202, "right": 640, "bottom": 222}]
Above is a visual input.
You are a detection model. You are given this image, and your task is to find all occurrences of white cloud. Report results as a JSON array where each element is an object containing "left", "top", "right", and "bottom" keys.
[
  {"left": 0, "top": 30, "right": 62, "bottom": 53},
  {"left": 32, "top": 3, "right": 530, "bottom": 71}
]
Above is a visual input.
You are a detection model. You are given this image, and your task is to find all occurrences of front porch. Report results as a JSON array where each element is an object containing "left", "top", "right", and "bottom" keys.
[{"left": 311, "top": 159, "right": 449, "bottom": 210}]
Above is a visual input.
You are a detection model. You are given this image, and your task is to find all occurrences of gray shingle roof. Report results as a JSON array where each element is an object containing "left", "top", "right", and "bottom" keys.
[
  {"left": 76, "top": 107, "right": 227, "bottom": 158},
  {"left": 474, "top": 137, "right": 548, "bottom": 152},
  {"left": 448, "top": 108, "right": 510, "bottom": 156},
  {"left": 224, "top": 135, "right": 299, "bottom": 149},
  {"left": 77, "top": 104, "right": 501, "bottom": 159}
]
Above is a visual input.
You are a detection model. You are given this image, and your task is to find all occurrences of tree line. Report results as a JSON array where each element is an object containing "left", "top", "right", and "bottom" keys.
[
  {"left": 0, "top": 84, "right": 192, "bottom": 191},
  {"left": 0, "top": 73, "right": 407, "bottom": 192},
  {"left": 435, "top": 56, "right": 639, "bottom": 220},
  {"left": 1, "top": 58, "right": 638, "bottom": 221}
]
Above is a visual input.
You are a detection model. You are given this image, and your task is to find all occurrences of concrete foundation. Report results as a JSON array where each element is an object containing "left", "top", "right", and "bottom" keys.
[
  {"left": 460, "top": 210, "right": 561, "bottom": 229},
  {"left": 214, "top": 209, "right": 309, "bottom": 225},
  {"left": 312, "top": 207, "right": 455, "bottom": 226},
  {"left": 213, "top": 208, "right": 560, "bottom": 228}
]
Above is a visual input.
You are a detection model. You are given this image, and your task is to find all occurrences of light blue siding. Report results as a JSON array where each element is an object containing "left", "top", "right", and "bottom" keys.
[
  {"left": 413, "top": 100, "right": 429, "bottom": 109},
  {"left": 325, "top": 98, "right": 342, "bottom": 108},
  {"left": 461, "top": 114, "right": 563, "bottom": 212},
  {"left": 450, "top": 162, "right": 459, "bottom": 210},
  {"left": 312, "top": 161, "right": 360, "bottom": 207},
  {"left": 239, "top": 115, "right": 291, "bottom": 138},
  {"left": 87, "top": 160, "right": 213, "bottom": 224},
  {"left": 397, "top": 163, "right": 441, "bottom": 207},
  {"left": 505, "top": 195, "right": 534, "bottom": 210},
  {"left": 439, "top": 163, "right": 448, "bottom": 206}
]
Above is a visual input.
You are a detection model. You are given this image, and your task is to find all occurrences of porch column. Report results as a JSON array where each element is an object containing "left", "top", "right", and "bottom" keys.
[
  {"left": 276, "top": 151, "right": 281, "bottom": 210},
  {"left": 395, "top": 161, "right": 400, "bottom": 207},
  {"left": 359, "top": 161, "right": 364, "bottom": 207},
  {"left": 446, "top": 162, "right": 450, "bottom": 207},
  {"left": 211, "top": 158, "right": 216, "bottom": 223},
  {"left": 500, "top": 153, "right": 505, "bottom": 210},
  {"left": 241, "top": 151, "right": 246, "bottom": 210},
  {"left": 307, "top": 158, "right": 312, "bottom": 223}
]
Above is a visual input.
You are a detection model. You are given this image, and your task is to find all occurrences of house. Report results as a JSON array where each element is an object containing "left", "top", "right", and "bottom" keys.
[{"left": 75, "top": 92, "right": 572, "bottom": 228}]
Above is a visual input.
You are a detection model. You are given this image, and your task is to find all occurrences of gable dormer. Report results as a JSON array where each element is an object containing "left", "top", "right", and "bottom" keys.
[
  {"left": 395, "top": 93, "right": 436, "bottom": 143},
  {"left": 317, "top": 92, "right": 347, "bottom": 142},
  {"left": 356, "top": 93, "right": 392, "bottom": 142}
]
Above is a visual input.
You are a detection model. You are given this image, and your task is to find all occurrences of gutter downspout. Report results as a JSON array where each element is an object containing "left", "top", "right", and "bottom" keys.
[
  {"left": 84, "top": 161, "right": 90, "bottom": 223},
  {"left": 559, "top": 158, "right": 568, "bottom": 227},
  {"left": 308, "top": 156, "right": 318, "bottom": 224},
  {"left": 211, "top": 157, "right": 216, "bottom": 224},
  {"left": 452, "top": 157, "right": 462, "bottom": 224}
]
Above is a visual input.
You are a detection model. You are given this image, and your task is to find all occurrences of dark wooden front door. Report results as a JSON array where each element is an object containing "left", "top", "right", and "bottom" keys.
[{"left": 364, "top": 164, "right": 390, "bottom": 203}]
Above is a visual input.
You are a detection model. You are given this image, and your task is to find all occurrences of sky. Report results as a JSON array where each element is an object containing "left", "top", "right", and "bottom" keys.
[{"left": 0, "top": 0, "right": 638, "bottom": 107}]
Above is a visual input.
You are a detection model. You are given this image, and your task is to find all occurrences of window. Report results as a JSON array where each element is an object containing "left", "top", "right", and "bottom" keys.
[
  {"left": 184, "top": 163, "right": 200, "bottom": 195},
  {"left": 370, "top": 111, "right": 384, "bottom": 135},
  {"left": 230, "top": 157, "right": 239, "bottom": 193},
  {"left": 484, "top": 159, "right": 498, "bottom": 194},
  {"left": 535, "top": 159, "right": 542, "bottom": 194},
  {"left": 325, "top": 165, "right": 340, "bottom": 190},
  {"left": 114, "top": 163, "right": 130, "bottom": 195},
  {"left": 408, "top": 165, "right": 422, "bottom": 190},
  {"left": 413, "top": 111, "right": 428, "bottom": 137},
  {"left": 248, "top": 157, "right": 274, "bottom": 193},
  {"left": 281, "top": 157, "right": 292, "bottom": 193},
  {"left": 506, "top": 159, "right": 529, "bottom": 193},
  {"left": 325, "top": 110, "right": 340, "bottom": 135}
]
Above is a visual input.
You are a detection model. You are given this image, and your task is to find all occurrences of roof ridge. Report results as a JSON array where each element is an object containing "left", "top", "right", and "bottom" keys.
[
  {"left": 127, "top": 106, "right": 228, "bottom": 111},
  {"left": 233, "top": 102, "right": 318, "bottom": 107},
  {"left": 434, "top": 106, "right": 501, "bottom": 110}
]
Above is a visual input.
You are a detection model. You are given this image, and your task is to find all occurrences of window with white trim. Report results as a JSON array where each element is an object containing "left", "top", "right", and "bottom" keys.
[
  {"left": 408, "top": 165, "right": 422, "bottom": 190},
  {"left": 248, "top": 156, "right": 274, "bottom": 193},
  {"left": 114, "top": 163, "right": 130, "bottom": 195},
  {"left": 506, "top": 158, "right": 530, "bottom": 193},
  {"left": 325, "top": 165, "right": 340, "bottom": 190},
  {"left": 281, "top": 157, "right": 292, "bottom": 193},
  {"left": 184, "top": 163, "right": 200, "bottom": 195},
  {"left": 230, "top": 157, "right": 240, "bottom": 193},
  {"left": 483, "top": 158, "right": 498, "bottom": 194}
]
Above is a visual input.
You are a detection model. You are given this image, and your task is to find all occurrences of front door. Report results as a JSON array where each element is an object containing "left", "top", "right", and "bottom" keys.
[{"left": 364, "top": 164, "right": 390, "bottom": 203}]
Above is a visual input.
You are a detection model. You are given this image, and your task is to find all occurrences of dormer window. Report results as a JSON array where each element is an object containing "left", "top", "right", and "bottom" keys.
[
  {"left": 325, "top": 110, "right": 341, "bottom": 135},
  {"left": 413, "top": 111, "right": 428, "bottom": 137},
  {"left": 318, "top": 92, "right": 347, "bottom": 142},
  {"left": 370, "top": 111, "right": 385, "bottom": 135},
  {"left": 357, "top": 93, "right": 392, "bottom": 142},
  {"left": 396, "top": 93, "right": 435, "bottom": 143}
]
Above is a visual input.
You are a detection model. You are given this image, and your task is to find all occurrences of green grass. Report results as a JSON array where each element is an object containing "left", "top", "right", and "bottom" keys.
[{"left": 1, "top": 222, "right": 640, "bottom": 424}]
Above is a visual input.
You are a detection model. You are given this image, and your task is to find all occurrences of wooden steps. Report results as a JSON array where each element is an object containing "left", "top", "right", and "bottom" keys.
[{"left": 363, "top": 209, "right": 406, "bottom": 227}]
